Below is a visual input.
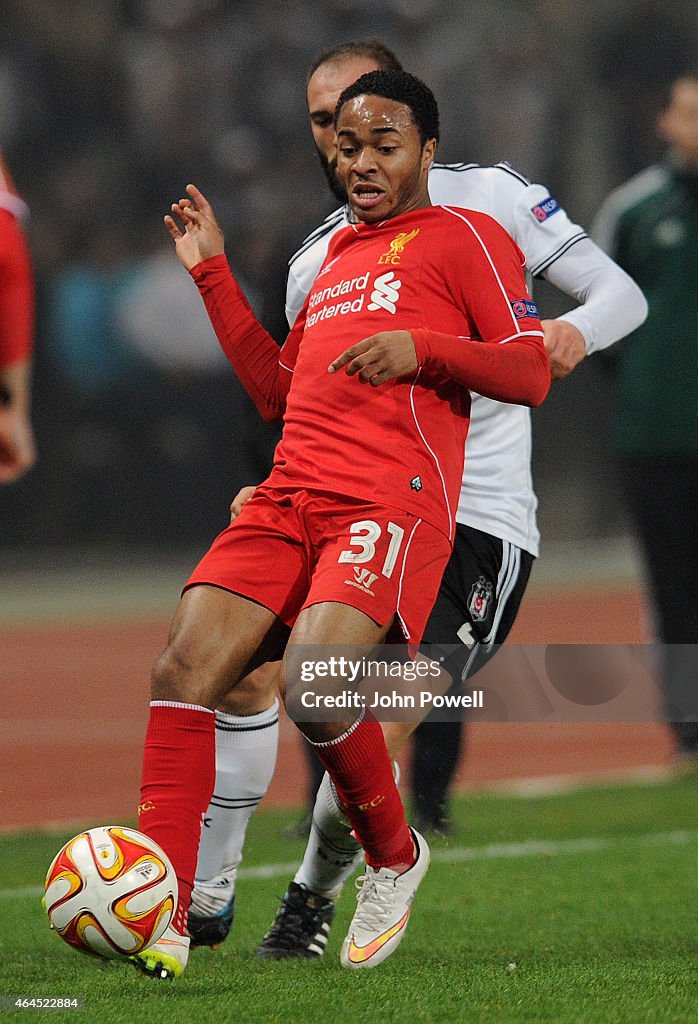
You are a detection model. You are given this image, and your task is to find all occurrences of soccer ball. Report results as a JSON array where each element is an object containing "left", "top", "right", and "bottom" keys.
[{"left": 44, "top": 826, "right": 177, "bottom": 959}]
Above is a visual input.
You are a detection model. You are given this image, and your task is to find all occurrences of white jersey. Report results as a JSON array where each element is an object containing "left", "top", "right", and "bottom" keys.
[{"left": 286, "top": 162, "right": 648, "bottom": 556}]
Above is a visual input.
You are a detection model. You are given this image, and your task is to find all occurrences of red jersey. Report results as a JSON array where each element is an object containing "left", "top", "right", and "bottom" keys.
[
  {"left": 0, "top": 153, "right": 33, "bottom": 368},
  {"left": 191, "top": 205, "right": 548, "bottom": 541}
]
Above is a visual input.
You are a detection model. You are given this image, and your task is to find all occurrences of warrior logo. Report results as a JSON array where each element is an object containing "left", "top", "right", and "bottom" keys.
[
  {"left": 378, "top": 228, "right": 420, "bottom": 265},
  {"left": 368, "top": 271, "right": 402, "bottom": 314},
  {"left": 351, "top": 566, "right": 379, "bottom": 594},
  {"left": 468, "top": 576, "right": 493, "bottom": 622},
  {"left": 410, "top": 476, "right": 423, "bottom": 492}
]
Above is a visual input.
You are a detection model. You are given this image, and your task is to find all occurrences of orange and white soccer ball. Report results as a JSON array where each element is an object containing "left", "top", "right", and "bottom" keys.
[{"left": 44, "top": 826, "right": 177, "bottom": 959}]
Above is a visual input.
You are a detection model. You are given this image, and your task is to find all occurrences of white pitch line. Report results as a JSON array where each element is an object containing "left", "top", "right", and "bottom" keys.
[{"left": 1, "top": 829, "right": 695, "bottom": 902}]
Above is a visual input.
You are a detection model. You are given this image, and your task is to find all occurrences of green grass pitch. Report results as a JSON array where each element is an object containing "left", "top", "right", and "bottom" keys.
[{"left": 0, "top": 778, "right": 696, "bottom": 1024}]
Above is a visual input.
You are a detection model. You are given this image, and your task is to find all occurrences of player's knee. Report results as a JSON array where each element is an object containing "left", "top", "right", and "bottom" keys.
[
  {"left": 151, "top": 644, "right": 208, "bottom": 706},
  {"left": 218, "top": 662, "right": 280, "bottom": 714}
]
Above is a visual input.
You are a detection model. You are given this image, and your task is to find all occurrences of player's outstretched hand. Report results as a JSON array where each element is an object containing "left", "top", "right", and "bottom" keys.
[
  {"left": 328, "top": 330, "right": 418, "bottom": 387},
  {"left": 164, "top": 184, "right": 225, "bottom": 271},
  {"left": 542, "top": 319, "right": 586, "bottom": 380}
]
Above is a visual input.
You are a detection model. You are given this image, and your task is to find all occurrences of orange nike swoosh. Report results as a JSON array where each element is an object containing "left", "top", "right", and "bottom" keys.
[{"left": 346, "top": 908, "right": 411, "bottom": 963}]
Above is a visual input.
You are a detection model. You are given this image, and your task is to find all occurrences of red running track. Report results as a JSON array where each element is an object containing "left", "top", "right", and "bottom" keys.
[{"left": 0, "top": 584, "right": 673, "bottom": 832}]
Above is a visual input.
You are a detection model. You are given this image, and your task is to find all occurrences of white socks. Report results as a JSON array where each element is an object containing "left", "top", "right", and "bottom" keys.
[
  {"left": 294, "top": 770, "right": 363, "bottom": 900},
  {"left": 193, "top": 700, "right": 279, "bottom": 913}
]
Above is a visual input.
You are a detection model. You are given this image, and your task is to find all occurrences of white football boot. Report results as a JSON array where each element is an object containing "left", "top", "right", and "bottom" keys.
[{"left": 340, "top": 828, "right": 430, "bottom": 969}]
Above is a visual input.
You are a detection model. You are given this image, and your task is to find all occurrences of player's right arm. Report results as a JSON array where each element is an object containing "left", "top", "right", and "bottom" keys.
[
  {"left": 190, "top": 256, "right": 305, "bottom": 422},
  {"left": 165, "top": 184, "right": 299, "bottom": 422}
]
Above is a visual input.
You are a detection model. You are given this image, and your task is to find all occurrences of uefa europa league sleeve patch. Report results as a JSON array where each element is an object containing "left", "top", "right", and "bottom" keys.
[{"left": 530, "top": 196, "right": 561, "bottom": 222}]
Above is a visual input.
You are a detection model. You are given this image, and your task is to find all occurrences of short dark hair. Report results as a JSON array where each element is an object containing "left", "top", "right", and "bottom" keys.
[
  {"left": 307, "top": 40, "right": 403, "bottom": 84},
  {"left": 335, "top": 69, "right": 439, "bottom": 146}
]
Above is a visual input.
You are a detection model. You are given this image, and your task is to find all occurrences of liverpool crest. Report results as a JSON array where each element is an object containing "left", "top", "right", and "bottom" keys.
[{"left": 378, "top": 228, "right": 420, "bottom": 265}]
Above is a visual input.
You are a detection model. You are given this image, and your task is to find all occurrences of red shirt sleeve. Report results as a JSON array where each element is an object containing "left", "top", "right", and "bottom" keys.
[
  {"left": 411, "top": 330, "right": 550, "bottom": 407},
  {"left": 190, "top": 254, "right": 300, "bottom": 423},
  {"left": 0, "top": 209, "right": 34, "bottom": 369},
  {"left": 412, "top": 208, "right": 550, "bottom": 407}
]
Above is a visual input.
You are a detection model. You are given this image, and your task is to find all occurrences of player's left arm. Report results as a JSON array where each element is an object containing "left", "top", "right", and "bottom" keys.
[
  {"left": 412, "top": 211, "right": 550, "bottom": 406},
  {"left": 328, "top": 330, "right": 419, "bottom": 385},
  {"left": 329, "top": 217, "right": 550, "bottom": 406}
]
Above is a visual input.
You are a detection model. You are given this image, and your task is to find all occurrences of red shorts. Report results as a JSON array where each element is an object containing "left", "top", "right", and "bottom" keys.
[{"left": 185, "top": 486, "right": 451, "bottom": 643}]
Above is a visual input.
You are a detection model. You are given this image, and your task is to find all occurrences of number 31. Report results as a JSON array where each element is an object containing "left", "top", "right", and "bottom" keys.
[{"left": 337, "top": 520, "right": 405, "bottom": 578}]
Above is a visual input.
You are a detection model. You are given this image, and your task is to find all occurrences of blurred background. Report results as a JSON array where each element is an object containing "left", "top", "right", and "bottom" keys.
[{"left": 1, "top": 0, "right": 697, "bottom": 557}]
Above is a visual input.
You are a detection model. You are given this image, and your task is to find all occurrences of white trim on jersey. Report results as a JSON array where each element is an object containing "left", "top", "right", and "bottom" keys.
[
  {"left": 499, "top": 330, "right": 545, "bottom": 345},
  {"left": 441, "top": 205, "right": 522, "bottom": 332},
  {"left": 409, "top": 369, "right": 453, "bottom": 541}
]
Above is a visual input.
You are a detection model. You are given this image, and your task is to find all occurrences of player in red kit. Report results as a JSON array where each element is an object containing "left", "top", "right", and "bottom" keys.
[
  {"left": 187, "top": 43, "right": 646, "bottom": 959},
  {"left": 0, "top": 153, "right": 36, "bottom": 483},
  {"left": 135, "top": 70, "right": 549, "bottom": 979}
]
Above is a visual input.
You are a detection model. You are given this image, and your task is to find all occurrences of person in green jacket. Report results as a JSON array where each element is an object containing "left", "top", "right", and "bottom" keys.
[{"left": 593, "top": 71, "right": 698, "bottom": 768}]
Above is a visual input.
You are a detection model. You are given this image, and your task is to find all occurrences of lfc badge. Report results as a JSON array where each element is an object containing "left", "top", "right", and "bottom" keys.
[{"left": 378, "top": 228, "right": 420, "bottom": 265}]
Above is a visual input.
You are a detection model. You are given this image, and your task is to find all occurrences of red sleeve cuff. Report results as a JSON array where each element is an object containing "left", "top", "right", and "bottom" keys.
[{"left": 189, "top": 252, "right": 230, "bottom": 282}]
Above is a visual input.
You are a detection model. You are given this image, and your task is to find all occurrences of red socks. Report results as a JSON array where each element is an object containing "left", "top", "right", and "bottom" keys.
[
  {"left": 138, "top": 702, "right": 216, "bottom": 929},
  {"left": 310, "top": 714, "right": 414, "bottom": 870}
]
